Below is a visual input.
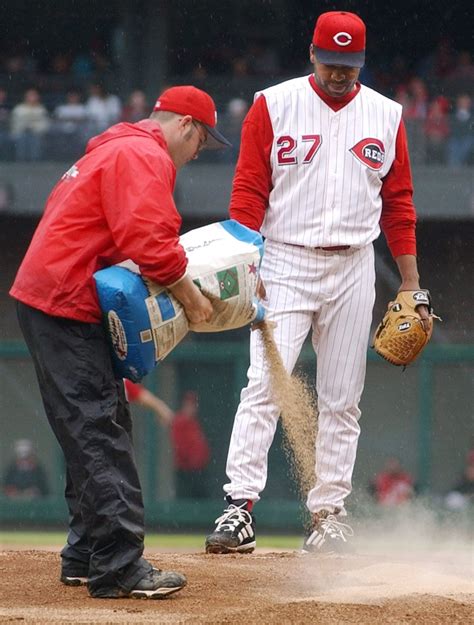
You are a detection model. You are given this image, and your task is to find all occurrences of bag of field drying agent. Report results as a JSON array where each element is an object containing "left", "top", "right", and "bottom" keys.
[{"left": 94, "top": 219, "right": 265, "bottom": 381}]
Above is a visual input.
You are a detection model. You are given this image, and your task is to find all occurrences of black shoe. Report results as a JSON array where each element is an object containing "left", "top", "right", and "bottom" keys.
[
  {"left": 126, "top": 567, "right": 187, "bottom": 599},
  {"left": 60, "top": 561, "right": 89, "bottom": 586},
  {"left": 90, "top": 567, "right": 187, "bottom": 599},
  {"left": 60, "top": 573, "right": 89, "bottom": 586},
  {"left": 302, "top": 510, "right": 354, "bottom": 553},
  {"left": 205, "top": 497, "right": 256, "bottom": 554}
]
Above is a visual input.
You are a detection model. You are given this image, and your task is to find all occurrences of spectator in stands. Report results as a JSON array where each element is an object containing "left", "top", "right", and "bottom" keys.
[
  {"left": 191, "top": 64, "right": 209, "bottom": 81},
  {"left": 443, "top": 51, "right": 474, "bottom": 98},
  {"left": 50, "top": 52, "right": 72, "bottom": 76},
  {"left": 447, "top": 94, "right": 474, "bottom": 167},
  {"left": 399, "top": 77, "right": 428, "bottom": 165},
  {"left": 386, "top": 54, "right": 413, "bottom": 95},
  {"left": 54, "top": 90, "right": 87, "bottom": 133},
  {"left": 417, "top": 37, "right": 455, "bottom": 87},
  {"left": 245, "top": 39, "right": 280, "bottom": 77},
  {"left": 394, "top": 86, "right": 411, "bottom": 110},
  {"left": 171, "top": 391, "right": 210, "bottom": 499},
  {"left": 2, "top": 438, "right": 50, "bottom": 499},
  {"left": 10, "top": 88, "right": 50, "bottom": 161},
  {"left": 0, "top": 180, "right": 14, "bottom": 212},
  {"left": 444, "top": 448, "right": 474, "bottom": 510},
  {"left": 71, "top": 52, "right": 95, "bottom": 79},
  {"left": 425, "top": 96, "right": 450, "bottom": 164},
  {"left": 85, "top": 83, "right": 121, "bottom": 136},
  {"left": 124, "top": 378, "right": 173, "bottom": 426},
  {"left": 0, "top": 87, "right": 12, "bottom": 160},
  {"left": 231, "top": 57, "right": 250, "bottom": 78},
  {"left": 91, "top": 51, "right": 114, "bottom": 82},
  {"left": 50, "top": 89, "right": 88, "bottom": 159},
  {"left": 369, "top": 456, "right": 415, "bottom": 506},
  {"left": 3, "top": 53, "right": 30, "bottom": 75},
  {"left": 405, "top": 78, "right": 429, "bottom": 120},
  {"left": 220, "top": 97, "right": 249, "bottom": 162},
  {"left": 121, "top": 90, "right": 150, "bottom": 123}
]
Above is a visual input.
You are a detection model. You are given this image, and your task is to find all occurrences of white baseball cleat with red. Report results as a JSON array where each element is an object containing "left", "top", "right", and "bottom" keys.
[{"left": 205, "top": 498, "right": 256, "bottom": 554}]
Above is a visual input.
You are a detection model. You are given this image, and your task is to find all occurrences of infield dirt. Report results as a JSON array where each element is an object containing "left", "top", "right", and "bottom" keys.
[{"left": 0, "top": 541, "right": 472, "bottom": 624}]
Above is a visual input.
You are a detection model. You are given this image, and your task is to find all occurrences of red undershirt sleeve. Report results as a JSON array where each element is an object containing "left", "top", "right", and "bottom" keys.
[
  {"left": 380, "top": 119, "right": 417, "bottom": 257},
  {"left": 229, "top": 95, "right": 274, "bottom": 232}
]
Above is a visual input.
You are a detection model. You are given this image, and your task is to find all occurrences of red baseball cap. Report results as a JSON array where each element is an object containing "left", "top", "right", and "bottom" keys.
[
  {"left": 153, "top": 85, "right": 231, "bottom": 149},
  {"left": 312, "top": 11, "right": 366, "bottom": 68}
]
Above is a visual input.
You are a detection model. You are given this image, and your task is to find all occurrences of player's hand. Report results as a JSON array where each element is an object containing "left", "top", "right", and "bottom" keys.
[
  {"left": 183, "top": 293, "right": 213, "bottom": 325},
  {"left": 417, "top": 305, "right": 431, "bottom": 333},
  {"left": 398, "top": 281, "right": 430, "bottom": 332},
  {"left": 393, "top": 300, "right": 430, "bottom": 333}
]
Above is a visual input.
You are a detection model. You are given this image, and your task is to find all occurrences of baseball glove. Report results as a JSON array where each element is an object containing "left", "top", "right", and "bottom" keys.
[{"left": 372, "top": 290, "right": 437, "bottom": 366}]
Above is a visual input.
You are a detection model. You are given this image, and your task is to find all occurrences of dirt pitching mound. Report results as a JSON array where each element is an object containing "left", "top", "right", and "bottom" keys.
[{"left": 0, "top": 548, "right": 471, "bottom": 624}]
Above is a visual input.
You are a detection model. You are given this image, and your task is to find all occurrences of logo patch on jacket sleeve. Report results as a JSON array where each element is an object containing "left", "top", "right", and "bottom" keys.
[{"left": 350, "top": 138, "right": 385, "bottom": 170}]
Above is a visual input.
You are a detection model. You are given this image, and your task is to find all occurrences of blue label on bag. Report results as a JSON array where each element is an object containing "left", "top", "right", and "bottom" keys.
[{"left": 157, "top": 292, "right": 176, "bottom": 321}]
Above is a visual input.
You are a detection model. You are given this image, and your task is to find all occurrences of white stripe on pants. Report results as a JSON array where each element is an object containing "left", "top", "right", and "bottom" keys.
[{"left": 224, "top": 240, "right": 375, "bottom": 514}]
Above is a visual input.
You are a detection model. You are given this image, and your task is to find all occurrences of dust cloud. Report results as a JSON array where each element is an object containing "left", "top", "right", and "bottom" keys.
[
  {"left": 255, "top": 322, "right": 473, "bottom": 606},
  {"left": 289, "top": 504, "right": 474, "bottom": 603}
]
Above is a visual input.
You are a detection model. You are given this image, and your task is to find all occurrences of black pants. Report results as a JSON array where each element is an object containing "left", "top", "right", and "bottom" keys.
[{"left": 17, "top": 301, "right": 150, "bottom": 596}]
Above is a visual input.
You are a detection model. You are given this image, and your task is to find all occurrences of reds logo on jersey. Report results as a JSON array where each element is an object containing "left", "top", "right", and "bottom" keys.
[{"left": 350, "top": 138, "right": 385, "bottom": 171}]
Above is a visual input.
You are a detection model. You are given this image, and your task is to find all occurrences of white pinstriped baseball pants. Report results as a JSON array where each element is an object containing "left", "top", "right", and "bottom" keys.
[{"left": 224, "top": 240, "right": 376, "bottom": 515}]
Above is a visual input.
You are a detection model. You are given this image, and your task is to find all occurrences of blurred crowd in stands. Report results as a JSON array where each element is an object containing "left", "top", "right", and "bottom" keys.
[
  {"left": 0, "top": 37, "right": 472, "bottom": 165},
  {"left": 3, "top": 387, "right": 212, "bottom": 501},
  {"left": 4, "top": 437, "right": 473, "bottom": 510},
  {"left": 0, "top": 83, "right": 250, "bottom": 163},
  {"left": 366, "top": 448, "right": 474, "bottom": 511}
]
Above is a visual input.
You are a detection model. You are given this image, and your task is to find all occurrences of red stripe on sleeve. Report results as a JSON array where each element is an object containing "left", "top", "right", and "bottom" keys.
[
  {"left": 229, "top": 95, "right": 274, "bottom": 232},
  {"left": 380, "top": 119, "right": 417, "bottom": 257}
]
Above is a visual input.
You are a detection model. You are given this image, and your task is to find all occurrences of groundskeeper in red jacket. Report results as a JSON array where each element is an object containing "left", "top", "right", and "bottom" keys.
[{"left": 10, "top": 120, "right": 188, "bottom": 323}]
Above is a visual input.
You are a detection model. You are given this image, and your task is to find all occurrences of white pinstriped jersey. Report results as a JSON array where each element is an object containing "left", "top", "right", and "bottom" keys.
[{"left": 256, "top": 76, "right": 402, "bottom": 248}]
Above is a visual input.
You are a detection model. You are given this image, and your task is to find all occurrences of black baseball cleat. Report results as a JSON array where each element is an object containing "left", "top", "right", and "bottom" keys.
[
  {"left": 205, "top": 497, "right": 256, "bottom": 554},
  {"left": 89, "top": 567, "right": 187, "bottom": 599},
  {"left": 302, "top": 510, "right": 354, "bottom": 554}
]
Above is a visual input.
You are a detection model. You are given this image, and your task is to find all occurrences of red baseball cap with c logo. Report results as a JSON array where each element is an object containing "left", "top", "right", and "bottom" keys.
[
  {"left": 154, "top": 85, "right": 231, "bottom": 149},
  {"left": 312, "top": 11, "right": 366, "bottom": 68}
]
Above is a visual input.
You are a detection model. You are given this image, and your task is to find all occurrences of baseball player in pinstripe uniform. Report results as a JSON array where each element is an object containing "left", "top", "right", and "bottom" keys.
[{"left": 205, "top": 11, "right": 430, "bottom": 554}]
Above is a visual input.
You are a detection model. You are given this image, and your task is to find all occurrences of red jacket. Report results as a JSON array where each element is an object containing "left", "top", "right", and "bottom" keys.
[
  {"left": 374, "top": 471, "right": 414, "bottom": 505},
  {"left": 171, "top": 413, "right": 210, "bottom": 471},
  {"left": 10, "top": 120, "right": 188, "bottom": 323}
]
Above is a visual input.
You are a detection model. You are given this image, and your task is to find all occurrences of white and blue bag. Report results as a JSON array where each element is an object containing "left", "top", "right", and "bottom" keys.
[{"left": 94, "top": 220, "right": 265, "bottom": 381}]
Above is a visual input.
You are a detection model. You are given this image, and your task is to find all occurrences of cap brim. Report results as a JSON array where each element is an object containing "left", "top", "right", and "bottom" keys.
[
  {"left": 203, "top": 124, "right": 232, "bottom": 149},
  {"left": 315, "top": 47, "right": 365, "bottom": 68}
]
